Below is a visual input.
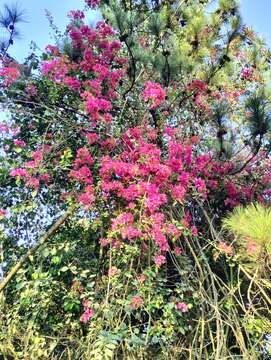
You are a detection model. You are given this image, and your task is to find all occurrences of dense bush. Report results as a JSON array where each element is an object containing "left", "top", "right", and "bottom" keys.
[{"left": 0, "top": 1, "right": 270, "bottom": 359}]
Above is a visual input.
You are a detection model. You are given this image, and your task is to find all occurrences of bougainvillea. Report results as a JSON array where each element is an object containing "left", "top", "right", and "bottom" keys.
[
  {"left": 143, "top": 81, "right": 166, "bottom": 109},
  {"left": 0, "top": 0, "right": 270, "bottom": 359}
]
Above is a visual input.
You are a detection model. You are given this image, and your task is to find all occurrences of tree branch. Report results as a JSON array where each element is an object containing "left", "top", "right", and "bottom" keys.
[
  {"left": 122, "top": 37, "right": 137, "bottom": 98},
  {"left": 0, "top": 207, "right": 74, "bottom": 293},
  {"left": 229, "top": 135, "right": 263, "bottom": 176}
]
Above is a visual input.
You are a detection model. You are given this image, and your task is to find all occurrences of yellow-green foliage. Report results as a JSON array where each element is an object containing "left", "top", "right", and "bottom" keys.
[{"left": 223, "top": 203, "right": 271, "bottom": 254}]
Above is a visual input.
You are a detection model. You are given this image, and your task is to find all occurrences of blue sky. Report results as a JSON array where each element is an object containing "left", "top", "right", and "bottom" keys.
[
  {"left": 1, "top": 0, "right": 271, "bottom": 61},
  {"left": 3, "top": 0, "right": 100, "bottom": 61},
  {"left": 240, "top": 0, "right": 271, "bottom": 46}
]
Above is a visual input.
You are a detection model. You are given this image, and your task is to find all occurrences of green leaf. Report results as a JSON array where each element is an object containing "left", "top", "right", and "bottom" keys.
[{"left": 60, "top": 266, "right": 69, "bottom": 272}]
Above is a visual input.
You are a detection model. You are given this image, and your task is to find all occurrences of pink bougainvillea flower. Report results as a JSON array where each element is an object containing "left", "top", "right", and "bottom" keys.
[
  {"left": 154, "top": 254, "right": 166, "bottom": 266},
  {"left": 82, "top": 299, "right": 89, "bottom": 308},
  {"left": 25, "top": 177, "right": 40, "bottom": 190},
  {"left": 95, "top": 20, "right": 115, "bottom": 37},
  {"left": 84, "top": 96, "right": 112, "bottom": 120},
  {"left": 208, "top": 180, "right": 218, "bottom": 190},
  {"left": 121, "top": 226, "right": 142, "bottom": 240},
  {"left": 69, "top": 166, "right": 93, "bottom": 184},
  {"left": 80, "top": 298, "right": 94, "bottom": 323},
  {"left": 143, "top": 82, "right": 166, "bottom": 109},
  {"left": 194, "top": 177, "right": 207, "bottom": 196},
  {"left": 80, "top": 307, "right": 94, "bottom": 323},
  {"left": 241, "top": 67, "right": 253, "bottom": 80},
  {"left": 11, "top": 127, "right": 20, "bottom": 137},
  {"left": 39, "top": 173, "right": 51, "bottom": 184},
  {"left": 67, "top": 10, "right": 85, "bottom": 20},
  {"left": 191, "top": 135, "right": 200, "bottom": 144},
  {"left": 151, "top": 227, "right": 169, "bottom": 252},
  {"left": 111, "top": 212, "right": 134, "bottom": 230},
  {"left": 186, "top": 79, "right": 206, "bottom": 92},
  {"left": 85, "top": 0, "right": 100, "bottom": 9},
  {"left": 73, "top": 147, "right": 94, "bottom": 168},
  {"left": 0, "top": 67, "right": 20, "bottom": 86},
  {"left": 191, "top": 225, "right": 198, "bottom": 236},
  {"left": 0, "top": 209, "right": 6, "bottom": 216},
  {"left": 78, "top": 185, "right": 95, "bottom": 208},
  {"left": 10, "top": 168, "right": 28, "bottom": 177},
  {"left": 84, "top": 132, "right": 99, "bottom": 145},
  {"left": 174, "top": 247, "right": 183, "bottom": 256},
  {"left": 108, "top": 266, "right": 119, "bottom": 277},
  {"left": 100, "top": 238, "right": 110, "bottom": 247},
  {"left": 172, "top": 184, "right": 186, "bottom": 202},
  {"left": 137, "top": 274, "right": 147, "bottom": 284},
  {"left": 129, "top": 295, "right": 144, "bottom": 309},
  {"left": 63, "top": 76, "right": 81, "bottom": 90},
  {"left": 13, "top": 140, "right": 26, "bottom": 148},
  {"left": 32, "top": 149, "right": 44, "bottom": 162},
  {"left": 217, "top": 242, "right": 233, "bottom": 256},
  {"left": 44, "top": 45, "right": 59, "bottom": 55},
  {"left": 176, "top": 302, "right": 189, "bottom": 312}
]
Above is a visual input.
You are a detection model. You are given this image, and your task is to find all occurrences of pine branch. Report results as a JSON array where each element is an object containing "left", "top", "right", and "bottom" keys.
[{"left": 0, "top": 3, "right": 25, "bottom": 59}]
